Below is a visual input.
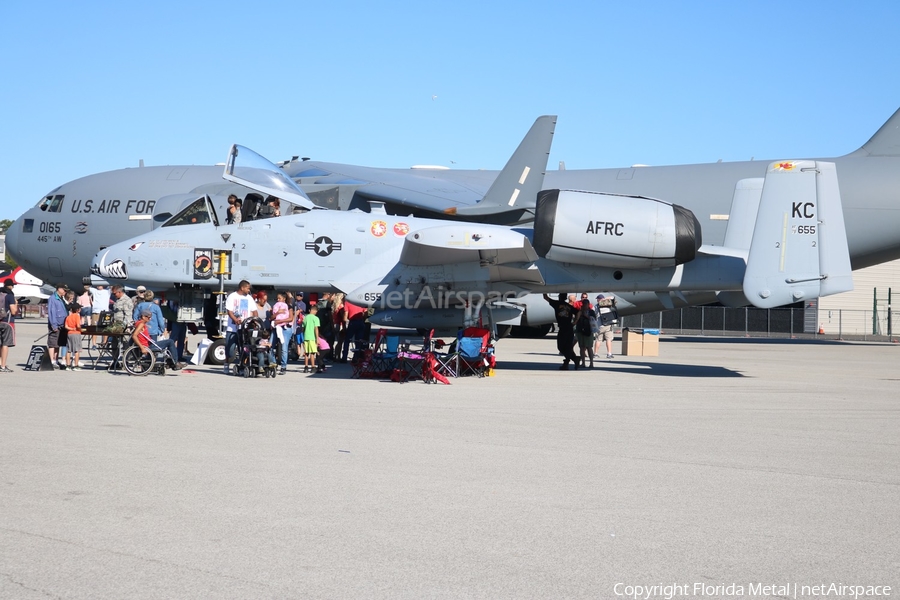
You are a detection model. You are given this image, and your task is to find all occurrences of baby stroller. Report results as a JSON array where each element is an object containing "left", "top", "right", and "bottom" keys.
[{"left": 234, "top": 317, "right": 278, "bottom": 378}]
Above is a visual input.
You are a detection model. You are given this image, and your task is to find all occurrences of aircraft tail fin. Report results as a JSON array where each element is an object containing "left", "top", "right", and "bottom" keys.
[
  {"left": 742, "top": 161, "right": 853, "bottom": 309},
  {"left": 449, "top": 115, "right": 556, "bottom": 217},
  {"left": 847, "top": 106, "right": 900, "bottom": 157}
]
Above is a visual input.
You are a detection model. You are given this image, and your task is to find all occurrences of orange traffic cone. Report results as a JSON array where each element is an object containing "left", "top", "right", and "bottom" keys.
[{"left": 818, "top": 324, "right": 825, "bottom": 334}]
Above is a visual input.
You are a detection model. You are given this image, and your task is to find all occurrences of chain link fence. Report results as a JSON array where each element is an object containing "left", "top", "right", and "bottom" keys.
[{"left": 620, "top": 306, "right": 899, "bottom": 341}]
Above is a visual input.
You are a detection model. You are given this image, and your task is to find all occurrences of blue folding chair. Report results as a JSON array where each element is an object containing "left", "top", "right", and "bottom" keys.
[
  {"left": 371, "top": 334, "right": 402, "bottom": 377},
  {"left": 456, "top": 335, "right": 489, "bottom": 377}
]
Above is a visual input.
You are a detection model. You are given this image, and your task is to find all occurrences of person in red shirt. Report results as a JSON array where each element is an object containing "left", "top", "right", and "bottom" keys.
[{"left": 341, "top": 301, "right": 368, "bottom": 362}]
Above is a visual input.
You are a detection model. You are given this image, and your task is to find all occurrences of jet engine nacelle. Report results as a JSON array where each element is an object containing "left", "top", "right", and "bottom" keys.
[{"left": 533, "top": 189, "right": 702, "bottom": 269}]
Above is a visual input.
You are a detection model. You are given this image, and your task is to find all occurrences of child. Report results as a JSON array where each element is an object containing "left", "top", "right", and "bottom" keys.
[
  {"left": 64, "top": 302, "right": 84, "bottom": 371},
  {"left": 302, "top": 304, "right": 320, "bottom": 373}
]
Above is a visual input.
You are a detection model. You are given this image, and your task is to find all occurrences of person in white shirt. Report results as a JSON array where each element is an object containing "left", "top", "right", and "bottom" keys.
[
  {"left": 223, "top": 280, "right": 257, "bottom": 374},
  {"left": 89, "top": 285, "right": 111, "bottom": 348}
]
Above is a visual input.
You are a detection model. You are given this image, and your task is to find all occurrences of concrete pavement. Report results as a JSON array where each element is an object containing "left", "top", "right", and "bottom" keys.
[{"left": 1, "top": 320, "right": 898, "bottom": 599}]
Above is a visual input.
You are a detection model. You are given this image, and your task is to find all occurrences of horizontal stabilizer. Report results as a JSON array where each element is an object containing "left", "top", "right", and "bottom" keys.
[{"left": 743, "top": 161, "right": 852, "bottom": 308}]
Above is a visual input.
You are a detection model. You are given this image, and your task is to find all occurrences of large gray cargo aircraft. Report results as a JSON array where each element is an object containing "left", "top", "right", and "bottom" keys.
[{"left": 6, "top": 108, "right": 900, "bottom": 306}]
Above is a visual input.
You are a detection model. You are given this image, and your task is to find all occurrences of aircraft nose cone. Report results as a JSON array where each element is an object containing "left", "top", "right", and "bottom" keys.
[{"left": 4, "top": 218, "right": 21, "bottom": 264}]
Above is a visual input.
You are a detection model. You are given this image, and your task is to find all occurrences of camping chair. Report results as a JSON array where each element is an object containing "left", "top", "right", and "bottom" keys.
[
  {"left": 372, "top": 333, "right": 402, "bottom": 377},
  {"left": 351, "top": 328, "right": 384, "bottom": 378},
  {"left": 397, "top": 330, "right": 432, "bottom": 383},
  {"left": 456, "top": 327, "right": 492, "bottom": 377},
  {"left": 429, "top": 336, "right": 458, "bottom": 378}
]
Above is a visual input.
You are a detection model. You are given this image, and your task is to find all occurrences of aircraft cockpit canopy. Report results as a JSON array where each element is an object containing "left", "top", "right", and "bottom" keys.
[
  {"left": 162, "top": 195, "right": 219, "bottom": 227},
  {"left": 223, "top": 144, "right": 316, "bottom": 212},
  {"left": 38, "top": 194, "right": 65, "bottom": 213}
]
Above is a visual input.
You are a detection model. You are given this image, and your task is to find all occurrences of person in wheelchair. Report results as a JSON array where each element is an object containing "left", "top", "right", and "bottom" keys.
[{"left": 132, "top": 310, "right": 186, "bottom": 371}]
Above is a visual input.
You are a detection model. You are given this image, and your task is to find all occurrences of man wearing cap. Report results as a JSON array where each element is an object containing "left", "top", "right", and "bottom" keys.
[
  {"left": 594, "top": 294, "right": 615, "bottom": 360},
  {"left": 0, "top": 279, "right": 18, "bottom": 372},
  {"left": 132, "top": 285, "right": 147, "bottom": 312},
  {"left": 294, "top": 292, "right": 306, "bottom": 315},
  {"left": 47, "top": 283, "right": 69, "bottom": 368},
  {"left": 109, "top": 285, "right": 134, "bottom": 368}
]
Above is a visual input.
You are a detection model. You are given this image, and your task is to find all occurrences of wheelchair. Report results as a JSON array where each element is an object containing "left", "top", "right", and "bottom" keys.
[{"left": 121, "top": 340, "right": 177, "bottom": 376}]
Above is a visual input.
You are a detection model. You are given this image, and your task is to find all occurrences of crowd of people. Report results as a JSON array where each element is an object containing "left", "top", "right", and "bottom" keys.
[
  {"left": 0, "top": 277, "right": 619, "bottom": 375},
  {"left": 37, "top": 282, "right": 189, "bottom": 371},
  {"left": 543, "top": 292, "right": 616, "bottom": 370},
  {"left": 34, "top": 279, "right": 376, "bottom": 374},
  {"left": 19, "top": 280, "right": 373, "bottom": 374},
  {"left": 223, "top": 280, "right": 369, "bottom": 376}
]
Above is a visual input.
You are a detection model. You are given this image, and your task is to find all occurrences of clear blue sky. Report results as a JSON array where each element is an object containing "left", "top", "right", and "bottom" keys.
[{"left": 2, "top": 1, "right": 899, "bottom": 221}]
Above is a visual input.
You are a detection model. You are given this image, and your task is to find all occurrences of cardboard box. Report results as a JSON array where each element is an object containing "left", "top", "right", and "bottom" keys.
[
  {"left": 621, "top": 329, "right": 660, "bottom": 357},
  {"left": 641, "top": 333, "right": 659, "bottom": 357},
  {"left": 621, "top": 329, "right": 643, "bottom": 356}
]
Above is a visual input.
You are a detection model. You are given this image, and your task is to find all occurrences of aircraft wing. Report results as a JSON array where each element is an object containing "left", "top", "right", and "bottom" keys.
[
  {"left": 284, "top": 116, "right": 556, "bottom": 221},
  {"left": 295, "top": 162, "right": 491, "bottom": 208},
  {"left": 343, "top": 223, "right": 544, "bottom": 306}
]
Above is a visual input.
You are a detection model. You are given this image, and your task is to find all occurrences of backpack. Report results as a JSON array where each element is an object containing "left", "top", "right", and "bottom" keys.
[
  {"left": 0, "top": 293, "right": 8, "bottom": 321},
  {"left": 589, "top": 314, "right": 600, "bottom": 334},
  {"left": 576, "top": 313, "right": 593, "bottom": 336}
]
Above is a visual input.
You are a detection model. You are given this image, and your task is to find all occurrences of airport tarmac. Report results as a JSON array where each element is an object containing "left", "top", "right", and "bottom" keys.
[{"left": 1, "top": 320, "right": 898, "bottom": 599}]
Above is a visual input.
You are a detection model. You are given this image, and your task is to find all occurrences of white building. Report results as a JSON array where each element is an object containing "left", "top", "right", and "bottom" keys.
[{"left": 817, "top": 261, "right": 900, "bottom": 336}]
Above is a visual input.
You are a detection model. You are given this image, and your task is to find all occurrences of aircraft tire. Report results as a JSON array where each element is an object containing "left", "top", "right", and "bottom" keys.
[{"left": 206, "top": 339, "right": 226, "bottom": 365}]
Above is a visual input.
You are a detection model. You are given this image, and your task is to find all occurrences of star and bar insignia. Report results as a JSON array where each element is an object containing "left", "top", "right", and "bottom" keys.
[{"left": 305, "top": 236, "right": 342, "bottom": 257}]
